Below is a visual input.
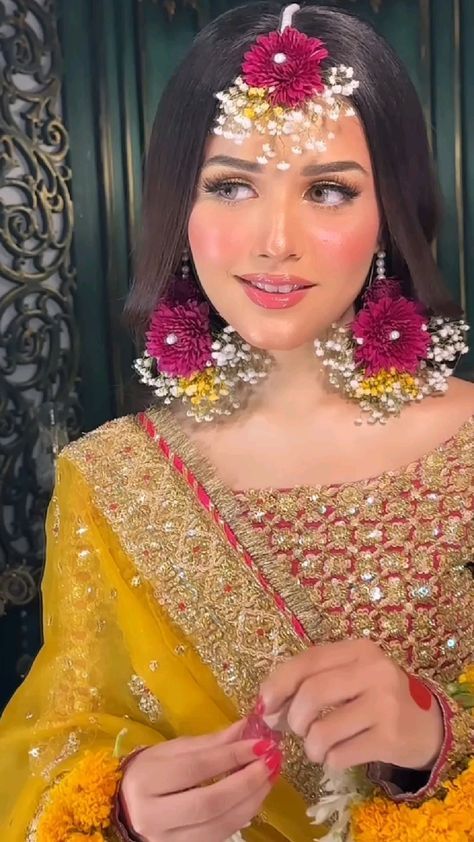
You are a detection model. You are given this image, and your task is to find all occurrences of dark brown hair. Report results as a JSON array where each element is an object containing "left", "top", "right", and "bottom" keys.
[{"left": 124, "top": 1, "right": 461, "bottom": 346}]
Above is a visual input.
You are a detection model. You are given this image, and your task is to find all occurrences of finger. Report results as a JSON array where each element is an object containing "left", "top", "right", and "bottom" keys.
[
  {"left": 324, "top": 726, "right": 380, "bottom": 771},
  {"left": 261, "top": 640, "right": 374, "bottom": 718},
  {"left": 150, "top": 738, "right": 266, "bottom": 796},
  {"left": 304, "top": 696, "right": 374, "bottom": 764},
  {"left": 161, "top": 754, "right": 274, "bottom": 828},
  {"left": 286, "top": 665, "right": 367, "bottom": 737},
  {"left": 169, "top": 769, "right": 272, "bottom": 841},
  {"left": 146, "top": 720, "right": 246, "bottom": 760}
]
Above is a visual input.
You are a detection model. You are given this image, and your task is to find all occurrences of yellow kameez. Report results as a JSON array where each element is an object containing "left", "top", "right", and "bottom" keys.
[{"left": 0, "top": 408, "right": 472, "bottom": 840}]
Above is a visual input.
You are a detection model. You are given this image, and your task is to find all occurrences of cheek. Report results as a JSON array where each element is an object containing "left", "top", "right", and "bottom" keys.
[
  {"left": 310, "top": 219, "right": 379, "bottom": 274},
  {"left": 188, "top": 206, "right": 243, "bottom": 267}
]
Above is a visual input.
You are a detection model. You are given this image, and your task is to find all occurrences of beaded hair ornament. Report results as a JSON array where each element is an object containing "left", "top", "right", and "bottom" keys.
[{"left": 213, "top": 3, "right": 359, "bottom": 168}]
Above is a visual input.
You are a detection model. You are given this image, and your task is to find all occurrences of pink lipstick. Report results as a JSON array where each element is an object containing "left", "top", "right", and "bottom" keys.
[{"left": 239, "top": 274, "right": 313, "bottom": 310}]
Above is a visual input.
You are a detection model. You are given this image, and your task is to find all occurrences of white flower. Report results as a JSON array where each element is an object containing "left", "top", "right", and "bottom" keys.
[{"left": 307, "top": 766, "right": 370, "bottom": 842}]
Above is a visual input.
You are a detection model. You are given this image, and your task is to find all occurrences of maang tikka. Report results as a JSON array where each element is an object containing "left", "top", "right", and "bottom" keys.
[{"left": 213, "top": 3, "right": 359, "bottom": 169}]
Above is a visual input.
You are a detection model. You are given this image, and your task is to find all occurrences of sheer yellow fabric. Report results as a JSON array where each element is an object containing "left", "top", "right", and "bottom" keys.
[{"left": 0, "top": 452, "right": 314, "bottom": 841}]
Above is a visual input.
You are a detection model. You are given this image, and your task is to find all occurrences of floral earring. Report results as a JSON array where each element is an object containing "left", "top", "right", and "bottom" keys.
[
  {"left": 133, "top": 246, "right": 271, "bottom": 422},
  {"left": 314, "top": 253, "right": 470, "bottom": 424}
]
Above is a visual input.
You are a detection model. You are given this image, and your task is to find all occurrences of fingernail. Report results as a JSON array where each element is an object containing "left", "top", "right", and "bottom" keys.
[
  {"left": 252, "top": 738, "right": 275, "bottom": 756},
  {"left": 254, "top": 695, "right": 265, "bottom": 715},
  {"left": 265, "top": 749, "right": 282, "bottom": 780}
]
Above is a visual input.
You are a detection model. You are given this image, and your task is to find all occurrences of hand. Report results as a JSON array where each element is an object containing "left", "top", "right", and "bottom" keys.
[
  {"left": 259, "top": 639, "right": 444, "bottom": 773},
  {"left": 119, "top": 720, "right": 282, "bottom": 842}
]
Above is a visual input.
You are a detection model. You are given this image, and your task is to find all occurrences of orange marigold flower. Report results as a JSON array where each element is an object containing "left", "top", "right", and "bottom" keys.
[
  {"left": 37, "top": 749, "right": 122, "bottom": 842},
  {"left": 351, "top": 760, "right": 474, "bottom": 841}
]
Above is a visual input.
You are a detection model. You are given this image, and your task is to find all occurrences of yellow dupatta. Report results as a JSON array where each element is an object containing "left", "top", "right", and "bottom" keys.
[{"left": 0, "top": 408, "right": 327, "bottom": 841}]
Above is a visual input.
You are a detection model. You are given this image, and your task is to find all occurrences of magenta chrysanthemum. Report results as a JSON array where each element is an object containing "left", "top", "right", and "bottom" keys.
[
  {"left": 163, "top": 276, "right": 200, "bottom": 306},
  {"left": 352, "top": 295, "right": 431, "bottom": 375},
  {"left": 365, "top": 278, "right": 403, "bottom": 303},
  {"left": 146, "top": 300, "right": 213, "bottom": 378},
  {"left": 242, "top": 28, "right": 329, "bottom": 107}
]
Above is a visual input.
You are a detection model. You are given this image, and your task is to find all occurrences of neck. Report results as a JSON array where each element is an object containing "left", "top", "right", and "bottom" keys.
[{"left": 245, "top": 309, "right": 355, "bottom": 421}]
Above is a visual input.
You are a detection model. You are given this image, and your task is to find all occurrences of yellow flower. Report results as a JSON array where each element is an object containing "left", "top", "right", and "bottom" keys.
[
  {"left": 459, "top": 665, "right": 474, "bottom": 688},
  {"left": 351, "top": 760, "right": 474, "bottom": 841},
  {"left": 37, "top": 750, "right": 122, "bottom": 842},
  {"left": 359, "top": 369, "right": 420, "bottom": 400},
  {"left": 179, "top": 368, "right": 228, "bottom": 407}
]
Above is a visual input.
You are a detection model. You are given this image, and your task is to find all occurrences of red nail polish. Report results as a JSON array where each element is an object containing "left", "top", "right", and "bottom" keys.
[
  {"left": 265, "top": 749, "right": 282, "bottom": 779},
  {"left": 408, "top": 674, "right": 433, "bottom": 711},
  {"left": 252, "top": 739, "right": 274, "bottom": 756}
]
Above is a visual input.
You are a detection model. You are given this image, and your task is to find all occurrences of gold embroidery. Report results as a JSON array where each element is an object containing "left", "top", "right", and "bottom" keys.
[
  {"left": 65, "top": 414, "right": 322, "bottom": 800},
  {"left": 236, "top": 419, "right": 474, "bottom": 685},
  {"left": 128, "top": 674, "right": 162, "bottom": 723},
  {"left": 64, "top": 411, "right": 473, "bottom": 803}
]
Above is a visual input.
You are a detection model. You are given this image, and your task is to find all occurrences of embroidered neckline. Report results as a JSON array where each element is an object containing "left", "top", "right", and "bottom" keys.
[{"left": 139, "top": 406, "right": 324, "bottom": 643}]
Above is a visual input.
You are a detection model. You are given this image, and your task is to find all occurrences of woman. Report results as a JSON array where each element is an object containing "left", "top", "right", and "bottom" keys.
[{"left": 1, "top": 3, "right": 473, "bottom": 841}]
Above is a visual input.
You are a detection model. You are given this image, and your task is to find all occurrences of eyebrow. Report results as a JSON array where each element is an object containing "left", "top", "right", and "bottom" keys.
[{"left": 202, "top": 155, "right": 368, "bottom": 177}]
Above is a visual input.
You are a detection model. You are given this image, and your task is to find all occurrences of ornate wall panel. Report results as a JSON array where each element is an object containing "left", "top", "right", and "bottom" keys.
[
  {"left": 0, "top": 0, "right": 81, "bottom": 696},
  {"left": 1, "top": 0, "right": 473, "bottom": 711}
]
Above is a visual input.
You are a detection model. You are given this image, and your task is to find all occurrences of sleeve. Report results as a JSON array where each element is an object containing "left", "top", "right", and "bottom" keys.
[
  {"left": 0, "top": 453, "right": 169, "bottom": 841},
  {"left": 368, "top": 670, "right": 474, "bottom": 804}
]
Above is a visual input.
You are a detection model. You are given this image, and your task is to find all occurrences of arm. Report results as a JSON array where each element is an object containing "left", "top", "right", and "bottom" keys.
[{"left": 0, "top": 454, "right": 167, "bottom": 840}]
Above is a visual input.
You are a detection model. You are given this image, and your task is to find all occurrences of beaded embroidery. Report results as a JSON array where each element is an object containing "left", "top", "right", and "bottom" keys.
[{"left": 64, "top": 409, "right": 473, "bottom": 804}]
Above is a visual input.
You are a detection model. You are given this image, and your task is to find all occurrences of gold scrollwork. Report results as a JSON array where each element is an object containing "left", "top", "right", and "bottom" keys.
[{"left": 0, "top": 0, "right": 81, "bottom": 614}]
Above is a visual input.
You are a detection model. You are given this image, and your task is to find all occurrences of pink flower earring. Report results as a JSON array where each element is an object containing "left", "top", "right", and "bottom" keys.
[
  {"left": 133, "top": 247, "right": 271, "bottom": 422},
  {"left": 314, "top": 252, "right": 470, "bottom": 424}
]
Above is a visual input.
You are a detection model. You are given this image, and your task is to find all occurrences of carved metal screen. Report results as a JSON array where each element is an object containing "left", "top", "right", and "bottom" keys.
[{"left": 0, "top": 0, "right": 81, "bottom": 690}]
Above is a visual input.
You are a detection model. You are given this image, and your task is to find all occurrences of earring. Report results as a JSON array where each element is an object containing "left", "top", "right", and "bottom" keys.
[
  {"left": 314, "top": 268, "right": 470, "bottom": 424},
  {"left": 133, "top": 250, "right": 271, "bottom": 421},
  {"left": 181, "top": 246, "right": 191, "bottom": 282},
  {"left": 375, "top": 249, "right": 386, "bottom": 281}
]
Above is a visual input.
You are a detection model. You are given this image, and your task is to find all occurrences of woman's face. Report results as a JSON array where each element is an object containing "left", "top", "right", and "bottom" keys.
[{"left": 188, "top": 114, "right": 381, "bottom": 351}]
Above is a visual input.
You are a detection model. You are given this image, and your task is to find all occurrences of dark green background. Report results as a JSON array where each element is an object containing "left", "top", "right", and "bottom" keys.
[
  {"left": 1, "top": 0, "right": 473, "bottom": 710},
  {"left": 60, "top": 0, "right": 474, "bottom": 434}
]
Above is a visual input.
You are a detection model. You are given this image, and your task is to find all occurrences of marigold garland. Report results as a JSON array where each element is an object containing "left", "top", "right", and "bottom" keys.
[
  {"left": 351, "top": 760, "right": 474, "bottom": 841},
  {"left": 311, "top": 665, "right": 474, "bottom": 841},
  {"left": 36, "top": 749, "right": 122, "bottom": 842}
]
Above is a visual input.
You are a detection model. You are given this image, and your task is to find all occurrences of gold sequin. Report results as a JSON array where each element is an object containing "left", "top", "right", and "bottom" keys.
[
  {"left": 128, "top": 674, "right": 162, "bottom": 723},
  {"left": 64, "top": 409, "right": 473, "bottom": 804}
]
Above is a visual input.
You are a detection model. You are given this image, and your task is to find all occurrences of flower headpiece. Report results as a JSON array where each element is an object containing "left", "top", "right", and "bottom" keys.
[{"left": 213, "top": 3, "right": 359, "bottom": 168}]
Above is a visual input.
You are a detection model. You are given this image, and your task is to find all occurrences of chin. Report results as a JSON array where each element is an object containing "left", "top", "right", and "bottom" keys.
[{"left": 232, "top": 318, "right": 321, "bottom": 352}]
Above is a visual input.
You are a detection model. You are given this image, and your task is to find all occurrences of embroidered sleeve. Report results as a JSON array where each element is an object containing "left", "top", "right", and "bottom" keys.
[{"left": 368, "top": 673, "right": 474, "bottom": 803}]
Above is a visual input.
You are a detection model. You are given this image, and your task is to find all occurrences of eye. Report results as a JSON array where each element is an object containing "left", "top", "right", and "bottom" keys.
[
  {"left": 201, "top": 178, "right": 256, "bottom": 203},
  {"left": 308, "top": 182, "right": 359, "bottom": 207}
]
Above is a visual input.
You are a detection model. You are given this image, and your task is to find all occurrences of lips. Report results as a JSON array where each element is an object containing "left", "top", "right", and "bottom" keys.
[
  {"left": 240, "top": 274, "right": 313, "bottom": 292},
  {"left": 239, "top": 274, "right": 313, "bottom": 310}
]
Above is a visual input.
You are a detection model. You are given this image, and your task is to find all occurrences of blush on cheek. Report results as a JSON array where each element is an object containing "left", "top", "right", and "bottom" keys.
[
  {"left": 188, "top": 210, "right": 243, "bottom": 266},
  {"left": 314, "top": 226, "right": 378, "bottom": 273}
]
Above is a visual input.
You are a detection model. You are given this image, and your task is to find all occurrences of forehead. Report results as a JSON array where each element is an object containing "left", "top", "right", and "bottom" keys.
[{"left": 203, "top": 113, "right": 373, "bottom": 174}]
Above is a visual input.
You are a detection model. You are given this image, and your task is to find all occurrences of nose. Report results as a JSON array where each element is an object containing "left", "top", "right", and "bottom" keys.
[{"left": 255, "top": 199, "right": 301, "bottom": 263}]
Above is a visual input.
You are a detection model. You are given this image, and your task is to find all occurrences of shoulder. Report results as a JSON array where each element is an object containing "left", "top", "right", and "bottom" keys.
[
  {"left": 437, "top": 376, "right": 474, "bottom": 436},
  {"left": 60, "top": 414, "right": 142, "bottom": 469},
  {"left": 417, "top": 375, "right": 474, "bottom": 455}
]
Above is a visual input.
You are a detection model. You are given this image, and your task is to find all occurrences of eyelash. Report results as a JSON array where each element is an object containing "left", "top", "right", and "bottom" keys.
[{"left": 200, "top": 175, "right": 361, "bottom": 207}]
